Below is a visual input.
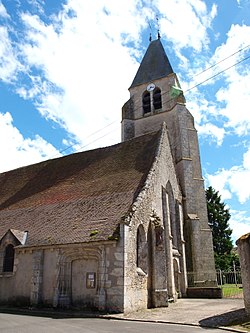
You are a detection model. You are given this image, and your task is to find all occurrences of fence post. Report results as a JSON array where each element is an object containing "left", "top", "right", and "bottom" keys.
[
  {"left": 219, "top": 269, "right": 222, "bottom": 287},
  {"left": 233, "top": 261, "right": 238, "bottom": 287}
]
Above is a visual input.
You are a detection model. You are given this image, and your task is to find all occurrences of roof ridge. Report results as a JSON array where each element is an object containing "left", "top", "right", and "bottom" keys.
[
  {"left": 121, "top": 127, "right": 165, "bottom": 225},
  {"left": 0, "top": 132, "right": 158, "bottom": 177}
]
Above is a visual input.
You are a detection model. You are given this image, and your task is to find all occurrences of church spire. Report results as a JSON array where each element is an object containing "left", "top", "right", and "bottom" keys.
[{"left": 129, "top": 39, "right": 173, "bottom": 89}]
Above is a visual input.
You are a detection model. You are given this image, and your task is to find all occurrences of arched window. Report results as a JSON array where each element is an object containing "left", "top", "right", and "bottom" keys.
[
  {"left": 166, "top": 182, "right": 178, "bottom": 249},
  {"left": 153, "top": 88, "right": 162, "bottom": 110},
  {"left": 3, "top": 244, "right": 15, "bottom": 272},
  {"left": 136, "top": 225, "right": 147, "bottom": 273},
  {"left": 142, "top": 91, "right": 151, "bottom": 114}
]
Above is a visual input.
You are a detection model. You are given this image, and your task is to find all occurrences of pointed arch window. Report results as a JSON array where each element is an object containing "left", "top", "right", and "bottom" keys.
[
  {"left": 153, "top": 88, "right": 162, "bottom": 110},
  {"left": 3, "top": 244, "right": 15, "bottom": 272},
  {"left": 136, "top": 225, "right": 147, "bottom": 273},
  {"left": 142, "top": 91, "right": 151, "bottom": 114}
]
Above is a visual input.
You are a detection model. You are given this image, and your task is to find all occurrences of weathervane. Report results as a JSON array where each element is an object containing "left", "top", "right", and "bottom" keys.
[
  {"left": 147, "top": 14, "right": 161, "bottom": 42},
  {"left": 147, "top": 19, "right": 152, "bottom": 42},
  {"left": 156, "top": 15, "right": 161, "bottom": 39}
]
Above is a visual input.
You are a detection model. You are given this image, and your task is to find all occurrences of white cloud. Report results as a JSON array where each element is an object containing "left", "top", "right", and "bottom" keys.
[
  {"left": 0, "top": 2, "right": 21, "bottom": 82},
  {"left": 207, "top": 146, "right": 250, "bottom": 204},
  {"left": 26, "top": 0, "right": 45, "bottom": 14},
  {"left": 0, "top": 26, "right": 21, "bottom": 83},
  {"left": 206, "top": 169, "right": 232, "bottom": 201},
  {"left": 158, "top": 0, "right": 217, "bottom": 53},
  {"left": 230, "top": 210, "right": 250, "bottom": 243},
  {"left": 207, "top": 24, "right": 250, "bottom": 72},
  {"left": 236, "top": 0, "right": 250, "bottom": 6},
  {"left": 206, "top": 148, "right": 250, "bottom": 242},
  {"left": 210, "top": 24, "right": 250, "bottom": 135},
  {"left": 16, "top": 0, "right": 151, "bottom": 149},
  {"left": 0, "top": 112, "right": 60, "bottom": 173},
  {"left": 1, "top": 0, "right": 247, "bottom": 175},
  {"left": 0, "top": 2, "right": 9, "bottom": 18},
  {"left": 197, "top": 123, "right": 225, "bottom": 146},
  {"left": 0, "top": 0, "right": 221, "bottom": 169},
  {"left": 216, "top": 70, "right": 250, "bottom": 135},
  {"left": 184, "top": 23, "right": 250, "bottom": 145},
  {"left": 229, "top": 149, "right": 250, "bottom": 203},
  {"left": 184, "top": 90, "right": 226, "bottom": 145}
]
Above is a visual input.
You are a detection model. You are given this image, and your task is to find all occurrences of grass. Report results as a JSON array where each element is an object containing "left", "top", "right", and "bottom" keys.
[{"left": 221, "top": 284, "right": 244, "bottom": 298}]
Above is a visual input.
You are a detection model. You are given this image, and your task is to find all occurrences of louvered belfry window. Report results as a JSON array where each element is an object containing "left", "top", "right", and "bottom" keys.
[
  {"left": 3, "top": 244, "right": 15, "bottom": 272},
  {"left": 142, "top": 91, "right": 151, "bottom": 114},
  {"left": 153, "top": 88, "right": 162, "bottom": 110}
]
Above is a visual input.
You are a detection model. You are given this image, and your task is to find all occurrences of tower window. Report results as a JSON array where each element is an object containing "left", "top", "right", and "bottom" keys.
[
  {"left": 142, "top": 91, "right": 151, "bottom": 114},
  {"left": 3, "top": 244, "right": 15, "bottom": 272},
  {"left": 153, "top": 88, "right": 162, "bottom": 110},
  {"left": 136, "top": 225, "right": 147, "bottom": 273}
]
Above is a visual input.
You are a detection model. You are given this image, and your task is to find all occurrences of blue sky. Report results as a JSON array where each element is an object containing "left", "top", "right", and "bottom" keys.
[{"left": 0, "top": 0, "right": 249, "bottom": 243}]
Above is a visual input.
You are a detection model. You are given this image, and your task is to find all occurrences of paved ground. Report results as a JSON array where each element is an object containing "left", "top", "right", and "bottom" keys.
[
  {"left": 109, "top": 298, "right": 250, "bottom": 332},
  {"left": 0, "top": 315, "right": 231, "bottom": 333},
  {"left": 0, "top": 298, "right": 249, "bottom": 332}
]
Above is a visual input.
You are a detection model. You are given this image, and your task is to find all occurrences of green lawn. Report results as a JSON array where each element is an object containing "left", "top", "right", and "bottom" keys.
[{"left": 221, "top": 284, "right": 243, "bottom": 298}]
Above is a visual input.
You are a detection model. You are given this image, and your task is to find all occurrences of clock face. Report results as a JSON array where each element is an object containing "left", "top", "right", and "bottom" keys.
[{"left": 147, "top": 83, "right": 155, "bottom": 92}]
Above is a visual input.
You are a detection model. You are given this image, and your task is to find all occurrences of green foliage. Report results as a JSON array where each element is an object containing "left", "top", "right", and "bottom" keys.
[
  {"left": 89, "top": 230, "right": 99, "bottom": 237},
  {"left": 206, "top": 186, "right": 236, "bottom": 271},
  {"left": 107, "top": 224, "right": 120, "bottom": 241}
]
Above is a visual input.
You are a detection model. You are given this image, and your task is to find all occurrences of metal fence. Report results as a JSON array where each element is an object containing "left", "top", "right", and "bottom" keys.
[
  {"left": 186, "top": 270, "right": 244, "bottom": 299},
  {"left": 216, "top": 270, "right": 243, "bottom": 299}
]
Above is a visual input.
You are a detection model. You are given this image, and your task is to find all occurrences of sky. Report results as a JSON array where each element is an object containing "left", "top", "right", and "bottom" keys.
[{"left": 0, "top": 0, "right": 249, "bottom": 244}]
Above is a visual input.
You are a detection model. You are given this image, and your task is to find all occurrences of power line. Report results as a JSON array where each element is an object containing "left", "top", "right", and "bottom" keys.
[
  {"left": 128, "top": 49, "right": 250, "bottom": 114},
  {"left": 53, "top": 48, "right": 250, "bottom": 157},
  {"left": 51, "top": 119, "right": 118, "bottom": 158},
  {"left": 76, "top": 126, "right": 120, "bottom": 152},
  {"left": 185, "top": 53, "right": 250, "bottom": 93},
  {"left": 194, "top": 44, "right": 250, "bottom": 77}
]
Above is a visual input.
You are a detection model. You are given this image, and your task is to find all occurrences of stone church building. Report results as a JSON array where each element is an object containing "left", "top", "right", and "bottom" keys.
[{"left": 0, "top": 38, "right": 217, "bottom": 313}]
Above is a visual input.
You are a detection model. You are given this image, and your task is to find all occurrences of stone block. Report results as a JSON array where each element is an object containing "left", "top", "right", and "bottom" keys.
[{"left": 187, "top": 287, "right": 222, "bottom": 298}]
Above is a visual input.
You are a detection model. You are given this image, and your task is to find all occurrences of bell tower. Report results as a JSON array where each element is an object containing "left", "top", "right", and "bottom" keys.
[
  {"left": 122, "top": 37, "right": 217, "bottom": 290},
  {"left": 122, "top": 38, "right": 185, "bottom": 141}
]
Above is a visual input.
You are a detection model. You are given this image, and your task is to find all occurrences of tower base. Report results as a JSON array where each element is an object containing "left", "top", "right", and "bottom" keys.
[{"left": 187, "top": 287, "right": 222, "bottom": 299}]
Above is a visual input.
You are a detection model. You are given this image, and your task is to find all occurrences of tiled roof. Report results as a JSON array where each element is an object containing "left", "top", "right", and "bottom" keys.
[{"left": 0, "top": 131, "right": 160, "bottom": 246}]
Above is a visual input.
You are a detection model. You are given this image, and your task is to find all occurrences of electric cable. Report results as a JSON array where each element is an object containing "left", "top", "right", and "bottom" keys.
[
  {"left": 194, "top": 44, "right": 250, "bottom": 77},
  {"left": 124, "top": 49, "right": 250, "bottom": 115},
  {"left": 185, "top": 53, "right": 250, "bottom": 93},
  {"left": 51, "top": 119, "right": 118, "bottom": 158},
  {"left": 53, "top": 48, "right": 250, "bottom": 157}
]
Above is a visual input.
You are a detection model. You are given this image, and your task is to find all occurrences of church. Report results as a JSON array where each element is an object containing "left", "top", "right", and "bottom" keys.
[{"left": 0, "top": 37, "right": 219, "bottom": 313}]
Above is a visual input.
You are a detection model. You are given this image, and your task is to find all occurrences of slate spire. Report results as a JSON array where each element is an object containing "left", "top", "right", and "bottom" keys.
[{"left": 130, "top": 38, "right": 173, "bottom": 89}]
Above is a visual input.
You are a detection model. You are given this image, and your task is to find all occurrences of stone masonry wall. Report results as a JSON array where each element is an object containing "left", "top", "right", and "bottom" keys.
[
  {"left": 122, "top": 71, "right": 216, "bottom": 286},
  {"left": 122, "top": 125, "right": 186, "bottom": 313},
  {"left": 236, "top": 233, "right": 250, "bottom": 315},
  {"left": 0, "top": 242, "right": 125, "bottom": 312}
]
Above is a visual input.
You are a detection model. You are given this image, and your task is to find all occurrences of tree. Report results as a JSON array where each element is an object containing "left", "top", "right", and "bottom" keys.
[{"left": 206, "top": 186, "right": 237, "bottom": 271}]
